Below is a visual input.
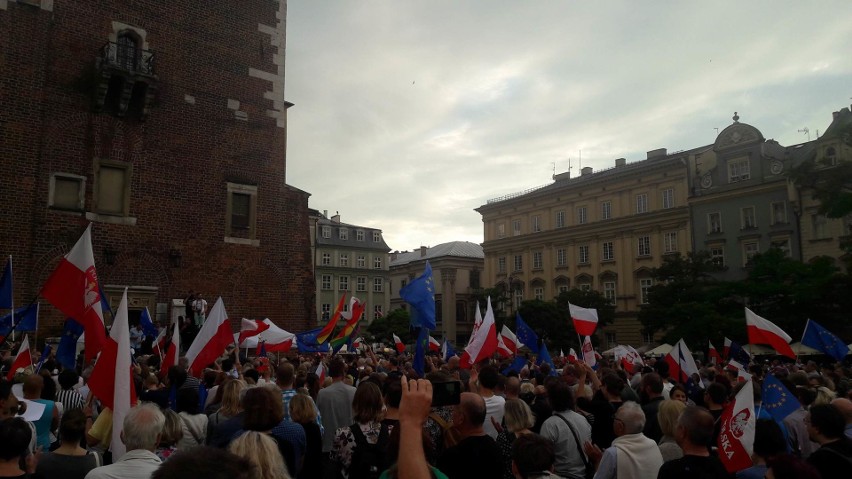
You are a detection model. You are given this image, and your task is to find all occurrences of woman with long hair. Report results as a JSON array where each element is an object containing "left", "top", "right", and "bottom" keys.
[
  {"left": 176, "top": 387, "right": 207, "bottom": 449},
  {"left": 289, "top": 393, "right": 321, "bottom": 479},
  {"left": 156, "top": 410, "right": 184, "bottom": 461},
  {"left": 330, "top": 382, "right": 392, "bottom": 479},
  {"left": 495, "top": 398, "right": 535, "bottom": 479},
  {"left": 207, "top": 379, "right": 246, "bottom": 443},
  {"left": 228, "top": 431, "right": 291, "bottom": 479}
]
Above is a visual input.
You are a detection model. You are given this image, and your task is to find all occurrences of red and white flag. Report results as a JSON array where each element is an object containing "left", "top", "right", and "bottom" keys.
[
  {"left": 569, "top": 303, "right": 598, "bottom": 336},
  {"left": 392, "top": 333, "right": 405, "bottom": 353},
  {"left": 581, "top": 336, "right": 597, "bottom": 368},
  {"left": 466, "top": 303, "right": 483, "bottom": 348},
  {"left": 159, "top": 320, "right": 180, "bottom": 379},
  {"left": 235, "top": 319, "right": 294, "bottom": 352},
  {"left": 460, "top": 297, "right": 498, "bottom": 368},
  {"left": 87, "top": 288, "right": 136, "bottom": 460},
  {"left": 718, "top": 379, "right": 756, "bottom": 472},
  {"left": 614, "top": 345, "right": 642, "bottom": 373},
  {"left": 568, "top": 348, "right": 579, "bottom": 364},
  {"left": 238, "top": 318, "right": 270, "bottom": 345},
  {"left": 352, "top": 337, "right": 363, "bottom": 349},
  {"left": 500, "top": 325, "right": 522, "bottom": 354},
  {"left": 6, "top": 335, "right": 31, "bottom": 381},
  {"left": 152, "top": 326, "right": 168, "bottom": 358},
  {"left": 185, "top": 297, "right": 233, "bottom": 377},
  {"left": 665, "top": 339, "right": 703, "bottom": 386},
  {"left": 496, "top": 334, "right": 513, "bottom": 358},
  {"left": 40, "top": 224, "right": 106, "bottom": 362},
  {"left": 315, "top": 363, "right": 326, "bottom": 384},
  {"left": 744, "top": 308, "right": 795, "bottom": 358},
  {"left": 723, "top": 337, "right": 732, "bottom": 359},
  {"left": 428, "top": 335, "right": 441, "bottom": 352},
  {"left": 708, "top": 341, "right": 722, "bottom": 365}
]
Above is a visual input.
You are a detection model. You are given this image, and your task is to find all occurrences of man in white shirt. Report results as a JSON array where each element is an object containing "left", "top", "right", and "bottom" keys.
[
  {"left": 85, "top": 403, "right": 164, "bottom": 479},
  {"left": 475, "top": 365, "right": 505, "bottom": 439},
  {"left": 193, "top": 294, "right": 208, "bottom": 327}
]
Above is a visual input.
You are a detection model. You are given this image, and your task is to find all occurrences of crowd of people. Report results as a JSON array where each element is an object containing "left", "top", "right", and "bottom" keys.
[{"left": 1, "top": 336, "right": 851, "bottom": 479}]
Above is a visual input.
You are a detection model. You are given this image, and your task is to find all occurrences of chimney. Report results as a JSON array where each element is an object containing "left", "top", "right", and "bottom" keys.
[
  {"left": 615, "top": 158, "right": 626, "bottom": 167},
  {"left": 581, "top": 166, "right": 593, "bottom": 176},
  {"left": 331, "top": 214, "right": 340, "bottom": 223},
  {"left": 420, "top": 246, "right": 428, "bottom": 257},
  {"left": 834, "top": 110, "right": 840, "bottom": 120},
  {"left": 647, "top": 148, "right": 667, "bottom": 159},
  {"left": 390, "top": 251, "right": 398, "bottom": 261}
]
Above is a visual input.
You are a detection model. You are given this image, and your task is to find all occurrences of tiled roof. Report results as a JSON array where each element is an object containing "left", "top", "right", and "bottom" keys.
[{"left": 390, "top": 241, "right": 483, "bottom": 267}]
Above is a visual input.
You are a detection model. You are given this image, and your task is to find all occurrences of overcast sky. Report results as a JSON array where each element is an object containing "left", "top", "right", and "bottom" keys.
[{"left": 285, "top": 1, "right": 852, "bottom": 253}]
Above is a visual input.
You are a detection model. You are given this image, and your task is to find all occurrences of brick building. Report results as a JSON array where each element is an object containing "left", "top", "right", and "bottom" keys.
[{"left": 0, "top": 0, "right": 314, "bottom": 336}]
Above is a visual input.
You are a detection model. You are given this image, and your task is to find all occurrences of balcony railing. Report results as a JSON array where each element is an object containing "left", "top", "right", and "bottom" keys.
[{"left": 100, "top": 41, "right": 156, "bottom": 76}]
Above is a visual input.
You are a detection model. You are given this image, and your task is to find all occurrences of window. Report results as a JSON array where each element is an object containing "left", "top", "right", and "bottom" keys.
[
  {"left": 579, "top": 282, "right": 592, "bottom": 292},
  {"left": 513, "top": 254, "right": 523, "bottom": 272},
  {"left": 771, "top": 238, "right": 791, "bottom": 257},
  {"left": 602, "top": 241, "right": 614, "bottom": 261},
  {"left": 116, "top": 32, "right": 139, "bottom": 71},
  {"left": 558, "top": 284, "right": 569, "bottom": 293},
  {"left": 497, "top": 223, "right": 506, "bottom": 238},
  {"left": 577, "top": 206, "right": 587, "bottom": 224},
  {"left": 321, "top": 226, "right": 331, "bottom": 238},
  {"left": 373, "top": 278, "right": 384, "bottom": 292},
  {"left": 356, "top": 230, "right": 365, "bottom": 241},
  {"left": 532, "top": 251, "right": 543, "bottom": 270},
  {"left": 49, "top": 173, "right": 85, "bottom": 211},
  {"left": 556, "top": 211, "right": 566, "bottom": 228},
  {"left": 338, "top": 275, "right": 349, "bottom": 291},
  {"left": 338, "top": 228, "right": 348, "bottom": 240},
  {"left": 514, "top": 289, "right": 523, "bottom": 309},
  {"left": 512, "top": 219, "right": 522, "bottom": 236},
  {"left": 637, "top": 236, "right": 651, "bottom": 257},
  {"left": 636, "top": 194, "right": 648, "bottom": 214},
  {"left": 356, "top": 276, "right": 367, "bottom": 292},
  {"left": 708, "top": 212, "right": 722, "bottom": 233},
  {"left": 812, "top": 214, "right": 829, "bottom": 239},
  {"left": 578, "top": 245, "right": 590, "bottom": 264},
  {"left": 226, "top": 182, "right": 257, "bottom": 242},
  {"left": 601, "top": 201, "right": 612, "bottom": 220},
  {"left": 534, "top": 287, "right": 544, "bottom": 301},
  {"left": 664, "top": 232, "right": 678, "bottom": 253},
  {"left": 470, "top": 270, "right": 480, "bottom": 289},
  {"left": 339, "top": 254, "right": 349, "bottom": 267},
  {"left": 603, "top": 281, "right": 616, "bottom": 305},
  {"left": 321, "top": 303, "right": 331, "bottom": 321},
  {"left": 532, "top": 215, "right": 541, "bottom": 233},
  {"left": 373, "top": 231, "right": 381, "bottom": 242},
  {"left": 743, "top": 241, "right": 759, "bottom": 265},
  {"left": 606, "top": 333, "right": 617, "bottom": 349},
  {"left": 374, "top": 305, "right": 383, "bottom": 320},
  {"left": 771, "top": 202, "right": 787, "bottom": 225},
  {"left": 357, "top": 255, "right": 366, "bottom": 268},
  {"left": 640, "top": 278, "right": 653, "bottom": 304},
  {"left": 741, "top": 207, "right": 756, "bottom": 229},
  {"left": 374, "top": 257, "right": 382, "bottom": 269},
  {"left": 498, "top": 257, "right": 507, "bottom": 273},
  {"left": 662, "top": 188, "right": 674, "bottom": 209},
  {"left": 321, "top": 253, "right": 331, "bottom": 266},
  {"left": 728, "top": 158, "right": 750, "bottom": 182},
  {"left": 710, "top": 247, "right": 725, "bottom": 267},
  {"left": 95, "top": 160, "right": 132, "bottom": 216},
  {"left": 321, "top": 275, "right": 332, "bottom": 290},
  {"left": 556, "top": 248, "right": 567, "bottom": 266}
]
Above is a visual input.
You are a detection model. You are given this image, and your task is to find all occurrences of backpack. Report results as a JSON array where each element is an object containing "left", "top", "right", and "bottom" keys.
[
  {"left": 347, "top": 423, "right": 390, "bottom": 479},
  {"left": 429, "top": 412, "right": 463, "bottom": 450}
]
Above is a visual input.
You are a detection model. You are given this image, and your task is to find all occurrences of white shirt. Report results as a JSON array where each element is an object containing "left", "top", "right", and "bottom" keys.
[
  {"left": 84, "top": 449, "right": 162, "bottom": 479},
  {"left": 482, "top": 394, "right": 506, "bottom": 439}
]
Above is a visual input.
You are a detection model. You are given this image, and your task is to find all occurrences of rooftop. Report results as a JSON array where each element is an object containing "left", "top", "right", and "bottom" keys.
[{"left": 390, "top": 241, "right": 484, "bottom": 267}]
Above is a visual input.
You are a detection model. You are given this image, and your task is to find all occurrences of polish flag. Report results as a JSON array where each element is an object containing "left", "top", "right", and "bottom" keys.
[
  {"left": 496, "top": 334, "right": 513, "bottom": 358},
  {"left": 569, "top": 303, "right": 598, "bottom": 336},
  {"left": 392, "top": 334, "right": 405, "bottom": 353},
  {"left": 87, "top": 288, "right": 136, "bottom": 460},
  {"left": 236, "top": 319, "right": 294, "bottom": 352},
  {"left": 708, "top": 341, "right": 722, "bottom": 365},
  {"left": 6, "top": 335, "right": 32, "bottom": 381},
  {"left": 185, "top": 298, "right": 233, "bottom": 377},
  {"left": 152, "top": 326, "right": 168, "bottom": 358},
  {"left": 568, "top": 348, "right": 579, "bottom": 364},
  {"left": 665, "top": 339, "right": 702, "bottom": 386},
  {"left": 581, "top": 336, "right": 597, "bottom": 368},
  {"left": 238, "top": 318, "right": 270, "bottom": 345},
  {"left": 315, "top": 363, "right": 326, "bottom": 384},
  {"left": 352, "top": 337, "right": 363, "bottom": 349},
  {"left": 460, "top": 297, "right": 498, "bottom": 368},
  {"left": 264, "top": 337, "right": 293, "bottom": 353},
  {"left": 428, "top": 335, "right": 441, "bottom": 352},
  {"left": 723, "top": 337, "right": 732, "bottom": 359},
  {"left": 40, "top": 224, "right": 106, "bottom": 362},
  {"left": 718, "top": 379, "right": 756, "bottom": 473},
  {"left": 159, "top": 320, "right": 180, "bottom": 379},
  {"left": 744, "top": 308, "right": 795, "bottom": 359},
  {"left": 500, "top": 325, "right": 522, "bottom": 354}
]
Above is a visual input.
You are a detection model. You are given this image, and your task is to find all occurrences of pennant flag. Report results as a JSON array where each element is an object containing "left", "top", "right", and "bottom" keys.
[
  {"left": 718, "top": 379, "right": 756, "bottom": 473},
  {"left": 428, "top": 335, "right": 441, "bottom": 352},
  {"left": 0, "top": 303, "right": 39, "bottom": 332},
  {"left": 40, "top": 225, "right": 106, "bottom": 362},
  {"left": 56, "top": 319, "right": 84, "bottom": 370},
  {"left": 568, "top": 348, "right": 579, "bottom": 364},
  {"left": 441, "top": 339, "right": 456, "bottom": 361},
  {"left": 496, "top": 334, "right": 514, "bottom": 358},
  {"left": 728, "top": 340, "right": 751, "bottom": 367},
  {"left": 502, "top": 355, "right": 527, "bottom": 376},
  {"left": 139, "top": 307, "right": 159, "bottom": 338},
  {"left": 0, "top": 256, "right": 11, "bottom": 309},
  {"left": 315, "top": 363, "right": 326, "bottom": 384},
  {"left": 34, "top": 344, "right": 52, "bottom": 373},
  {"left": 581, "top": 335, "right": 597, "bottom": 368},
  {"left": 460, "top": 297, "right": 498, "bottom": 368},
  {"left": 295, "top": 327, "right": 330, "bottom": 353},
  {"left": 801, "top": 319, "right": 848, "bottom": 361},
  {"left": 708, "top": 341, "right": 722, "bottom": 365},
  {"left": 723, "top": 337, "right": 732, "bottom": 359},
  {"left": 745, "top": 308, "right": 795, "bottom": 359},
  {"left": 761, "top": 374, "right": 800, "bottom": 422},
  {"left": 238, "top": 318, "right": 271, "bottom": 345},
  {"left": 399, "top": 261, "right": 436, "bottom": 330},
  {"left": 159, "top": 320, "right": 180, "bottom": 379},
  {"left": 568, "top": 303, "right": 599, "bottom": 336},
  {"left": 665, "top": 339, "right": 702, "bottom": 386},
  {"left": 6, "top": 335, "right": 32, "bottom": 380},
  {"left": 87, "top": 288, "right": 136, "bottom": 460},
  {"left": 392, "top": 333, "right": 405, "bottom": 353},
  {"left": 413, "top": 327, "right": 429, "bottom": 376},
  {"left": 500, "top": 325, "right": 522, "bottom": 355},
  {"left": 515, "top": 313, "right": 540, "bottom": 354},
  {"left": 185, "top": 297, "right": 233, "bottom": 377}
]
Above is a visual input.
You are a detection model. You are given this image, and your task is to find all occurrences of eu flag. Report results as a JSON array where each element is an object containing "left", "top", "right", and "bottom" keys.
[
  {"left": 0, "top": 256, "right": 11, "bottom": 309},
  {"left": 801, "top": 319, "right": 848, "bottom": 362},
  {"left": 537, "top": 344, "right": 555, "bottom": 372},
  {"left": 139, "top": 307, "right": 159, "bottom": 338},
  {"left": 296, "top": 327, "right": 331, "bottom": 353},
  {"left": 0, "top": 303, "right": 38, "bottom": 332},
  {"left": 399, "top": 262, "right": 436, "bottom": 330},
  {"left": 502, "top": 356, "right": 528, "bottom": 376},
  {"left": 35, "top": 344, "right": 52, "bottom": 373},
  {"left": 514, "top": 313, "right": 539, "bottom": 354},
  {"left": 413, "top": 327, "right": 429, "bottom": 377},
  {"left": 57, "top": 319, "right": 84, "bottom": 370},
  {"left": 762, "top": 373, "right": 800, "bottom": 421},
  {"left": 442, "top": 339, "right": 456, "bottom": 361}
]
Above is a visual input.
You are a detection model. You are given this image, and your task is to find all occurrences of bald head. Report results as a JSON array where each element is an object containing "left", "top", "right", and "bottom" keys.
[
  {"left": 458, "top": 392, "right": 486, "bottom": 427},
  {"left": 505, "top": 376, "right": 521, "bottom": 398},
  {"left": 22, "top": 374, "right": 43, "bottom": 397},
  {"left": 831, "top": 398, "right": 852, "bottom": 423}
]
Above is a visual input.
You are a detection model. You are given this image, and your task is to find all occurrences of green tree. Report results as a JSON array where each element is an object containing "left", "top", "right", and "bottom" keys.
[{"left": 366, "top": 308, "right": 412, "bottom": 344}]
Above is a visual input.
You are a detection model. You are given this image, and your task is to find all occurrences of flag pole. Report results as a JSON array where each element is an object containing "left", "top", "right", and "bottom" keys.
[
  {"left": 0, "top": 295, "right": 40, "bottom": 353},
  {"left": 796, "top": 318, "right": 810, "bottom": 365},
  {"left": 33, "top": 303, "right": 40, "bottom": 351},
  {"left": 9, "top": 255, "right": 14, "bottom": 343}
]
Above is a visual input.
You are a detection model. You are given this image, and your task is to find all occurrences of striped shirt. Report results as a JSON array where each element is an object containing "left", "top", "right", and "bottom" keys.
[{"left": 56, "top": 389, "right": 84, "bottom": 411}]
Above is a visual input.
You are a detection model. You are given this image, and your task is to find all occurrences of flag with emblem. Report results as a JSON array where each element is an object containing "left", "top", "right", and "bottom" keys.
[{"left": 718, "top": 379, "right": 756, "bottom": 473}]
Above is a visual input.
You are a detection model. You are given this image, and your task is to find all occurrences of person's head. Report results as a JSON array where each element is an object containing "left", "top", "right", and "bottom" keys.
[
  {"left": 830, "top": 398, "right": 852, "bottom": 426},
  {"left": 753, "top": 419, "right": 787, "bottom": 460},
  {"left": 676, "top": 405, "right": 715, "bottom": 449},
  {"left": 383, "top": 377, "right": 402, "bottom": 409},
  {"left": 511, "top": 433, "right": 555, "bottom": 479},
  {"left": 765, "top": 453, "right": 822, "bottom": 479},
  {"left": 602, "top": 374, "right": 626, "bottom": 399},
  {"left": 503, "top": 398, "right": 535, "bottom": 433},
  {"left": 21, "top": 373, "right": 43, "bottom": 398},
  {"left": 640, "top": 373, "right": 663, "bottom": 397},
  {"left": 242, "top": 386, "right": 285, "bottom": 431},
  {"left": 546, "top": 378, "right": 575, "bottom": 413},
  {"left": 58, "top": 369, "right": 79, "bottom": 391},
  {"left": 328, "top": 359, "right": 346, "bottom": 380},
  {"left": 220, "top": 379, "right": 247, "bottom": 417},
  {"left": 122, "top": 402, "right": 166, "bottom": 451},
  {"left": 505, "top": 376, "right": 521, "bottom": 398},
  {"left": 478, "top": 366, "right": 499, "bottom": 390},
  {"left": 276, "top": 363, "right": 295, "bottom": 388},
  {"left": 176, "top": 387, "right": 200, "bottom": 415},
  {"left": 657, "top": 399, "right": 687, "bottom": 439},
  {"left": 289, "top": 393, "right": 318, "bottom": 424},
  {"left": 352, "top": 381, "right": 384, "bottom": 424},
  {"left": 159, "top": 410, "right": 184, "bottom": 448},
  {"left": 669, "top": 384, "right": 688, "bottom": 403},
  {"left": 39, "top": 370, "right": 57, "bottom": 400},
  {"left": 705, "top": 382, "right": 727, "bottom": 407},
  {"left": 227, "top": 431, "right": 288, "bottom": 479},
  {"left": 152, "top": 446, "right": 256, "bottom": 479},
  {"left": 453, "top": 392, "right": 487, "bottom": 430},
  {"left": 806, "top": 403, "right": 845, "bottom": 443},
  {"left": 0, "top": 417, "right": 32, "bottom": 461},
  {"left": 0, "top": 380, "right": 24, "bottom": 420},
  {"left": 167, "top": 365, "right": 188, "bottom": 389},
  {"left": 58, "top": 409, "right": 88, "bottom": 444},
  {"left": 614, "top": 401, "right": 645, "bottom": 436}
]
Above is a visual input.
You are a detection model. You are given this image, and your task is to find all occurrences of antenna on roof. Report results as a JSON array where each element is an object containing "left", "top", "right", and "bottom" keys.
[
  {"left": 551, "top": 162, "right": 556, "bottom": 178},
  {"left": 797, "top": 127, "right": 810, "bottom": 141}
]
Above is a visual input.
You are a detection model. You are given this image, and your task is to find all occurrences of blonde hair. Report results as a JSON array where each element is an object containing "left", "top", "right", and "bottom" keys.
[
  {"left": 289, "top": 393, "right": 317, "bottom": 423},
  {"left": 220, "top": 379, "right": 247, "bottom": 417},
  {"left": 520, "top": 382, "right": 535, "bottom": 395},
  {"left": 159, "top": 409, "right": 184, "bottom": 446},
  {"left": 658, "top": 399, "right": 687, "bottom": 438},
  {"left": 503, "top": 398, "right": 535, "bottom": 433},
  {"left": 228, "top": 431, "right": 291, "bottom": 479}
]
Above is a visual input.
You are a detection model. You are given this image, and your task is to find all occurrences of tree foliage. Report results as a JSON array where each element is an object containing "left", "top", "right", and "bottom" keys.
[{"left": 365, "top": 308, "right": 412, "bottom": 343}]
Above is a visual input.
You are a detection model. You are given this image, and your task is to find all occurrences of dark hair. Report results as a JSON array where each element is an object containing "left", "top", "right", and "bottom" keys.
[
  {"left": 478, "top": 366, "right": 499, "bottom": 390},
  {"left": 766, "top": 453, "right": 821, "bottom": 479},
  {"left": 603, "top": 374, "right": 626, "bottom": 396},
  {"left": 59, "top": 409, "right": 88, "bottom": 443},
  {"left": 654, "top": 360, "right": 670, "bottom": 379},
  {"left": 40, "top": 370, "right": 57, "bottom": 401},
  {"left": 168, "top": 366, "right": 187, "bottom": 389},
  {"left": 706, "top": 382, "right": 727, "bottom": 405},
  {"left": 0, "top": 417, "right": 32, "bottom": 460},
  {"left": 808, "top": 404, "right": 845, "bottom": 439},
  {"left": 352, "top": 382, "right": 384, "bottom": 423},
  {"left": 753, "top": 419, "right": 787, "bottom": 458},
  {"left": 328, "top": 359, "right": 346, "bottom": 379},
  {"left": 546, "top": 379, "right": 575, "bottom": 412},
  {"left": 203, "top": 370, "right": 218, "bottom": 388},
  {"left": 678, "top": 406, "right": 715, "bottom": 447},
  {"left": 152, "top": 446, "right": 255, "bottom": 479},
  {"left": 640, "top": 373, "right": 663, "bottom": 394},
  {"left": 176, "top": 388, "right": 200, "bottom": 415},
  {"left": 383, "top": 378, "right": 402, "bottom": 408},
  {"left": 243, "top": 369, "right": 259, "bottom": 383},
  {"left": 277, "top": 363, "right": 295, "bottom": 386},
  {"left": 221, "top": 359, "right": 234, "bottom": 372},
  {"left": 58, "top": 369, "right": 79, "bottom": 390},
  {"left": 511, "top": 433, "right": 555, "bottom": 479},
  {"left": 242, "top": 387, "right": 284, "bottom": 431}
]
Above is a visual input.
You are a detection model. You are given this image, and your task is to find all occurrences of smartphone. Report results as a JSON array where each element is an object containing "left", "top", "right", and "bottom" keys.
[{"left": 431, "top": 380, "right": 461, "bottom": 407}]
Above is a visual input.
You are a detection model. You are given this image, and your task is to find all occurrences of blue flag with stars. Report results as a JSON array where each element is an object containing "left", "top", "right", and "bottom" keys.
[
  {"left": 57, "top": 318, "right": 84, "bottom": 370},
  {"left": 0, "top": 303, "right": 38, "bottom": 332},
  {"left": 514, "top": 313, "right": 540, "bottom": 355},
  {"left": 762, "top": 373, "right": 800, "bottom": 421},
  {"left": 296, "top": 327, "right": 331, "bottom": 353},
  {"left": 801, "top": 319, "right": 848, "bottom": 362},
  {"left": 399, "top": 261, "right": 436, "bottom": 330},
  {"left": 139, "top": 307, "right": 159, "bottom": 338},
  {"left": 537, "top": 344, "right": 556, "bottom": 374}
]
